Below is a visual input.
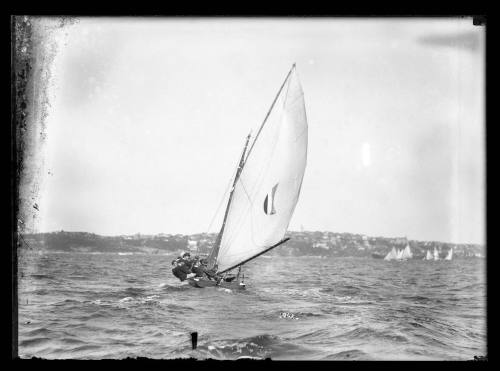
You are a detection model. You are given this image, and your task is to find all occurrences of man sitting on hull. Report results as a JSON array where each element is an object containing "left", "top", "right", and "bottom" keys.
[
  {"left": 171, "top": 258, "right": 196, "bottom": 281},
  {"left": 172, "top": 252, "right": 219, "bottom": 282},
  {"left": 191, "top": 257, "right": 219, "bottom": 281}
]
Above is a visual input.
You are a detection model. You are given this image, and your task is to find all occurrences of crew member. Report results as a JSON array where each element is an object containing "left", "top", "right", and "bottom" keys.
[
  {"left": 192, "top": 257, "right": 219, "bottom": 280},
  {"left": 171, "top": 258, "right": 196, "bottom": 281}
]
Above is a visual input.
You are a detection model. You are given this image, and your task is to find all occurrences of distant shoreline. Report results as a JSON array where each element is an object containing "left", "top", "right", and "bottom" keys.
[{"left": 18, "top": 231, "right": 485, "bottom": 259}]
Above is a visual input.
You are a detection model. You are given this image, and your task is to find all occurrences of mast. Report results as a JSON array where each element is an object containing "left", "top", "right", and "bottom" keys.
[{"left": 207, "top": 133, "right": 252, "bottom": 270}]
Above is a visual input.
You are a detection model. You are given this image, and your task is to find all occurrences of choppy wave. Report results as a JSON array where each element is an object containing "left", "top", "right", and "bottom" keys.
[
  {"left": 176, "top": 334, "right": 311, "bottom": 360},
  {"left": 18, "top": 253, "right": 486, "bottom": 360}
]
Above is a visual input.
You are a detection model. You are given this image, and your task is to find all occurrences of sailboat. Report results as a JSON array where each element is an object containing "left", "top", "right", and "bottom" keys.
[
  {"left": 433, "top": 247, "right": 440, "bottom": 261},
  {"left": 401, "top": 243, "right": 413, "bottom": 260},
  {"left": 384, "top": 247, "right": 398, "bottom": 261},
  {"left": 423, "top": 250, "right": 433, "bottom": 260},
  {"left": 187, "top": 64, "right": 308, "bottom": 289},
  {"left": 445, "top": 248, "right": 453, "bottom": 260}
]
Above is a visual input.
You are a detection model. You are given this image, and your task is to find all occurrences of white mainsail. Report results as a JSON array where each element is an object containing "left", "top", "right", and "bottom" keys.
[
  {"left": 384, "top": 247, "right": 398, "bottom": 261},
  {"left": 445, "top": 248, "right": 453, "bottom": 260},
  {"left": 213, "top": 65, "right": 308, "bottom": 273},
  {"left": 433, "top": 247, "right": 440, "bottom": 261},
  {"left": 424, "top": 250, "right": 432, "bottom": 260}
]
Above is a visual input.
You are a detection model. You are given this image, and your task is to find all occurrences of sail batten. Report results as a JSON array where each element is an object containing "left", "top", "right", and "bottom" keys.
[{"left": 213, "top": 65, "right": 308, "bottom": 273}]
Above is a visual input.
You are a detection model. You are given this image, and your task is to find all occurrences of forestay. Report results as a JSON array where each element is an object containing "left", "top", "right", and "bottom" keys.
[{"left": 215, "top": 66, "right": 308, "bottom": 273}]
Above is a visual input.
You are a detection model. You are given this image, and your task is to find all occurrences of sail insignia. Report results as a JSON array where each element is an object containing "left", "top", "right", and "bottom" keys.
[{"left": 263, "top": 183, "right": 279, "bottom": 215}]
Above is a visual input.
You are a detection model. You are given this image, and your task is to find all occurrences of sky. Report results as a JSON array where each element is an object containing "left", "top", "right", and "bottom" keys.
[{"left": 35, "top": 17, "right": 485, "bottom": 244}]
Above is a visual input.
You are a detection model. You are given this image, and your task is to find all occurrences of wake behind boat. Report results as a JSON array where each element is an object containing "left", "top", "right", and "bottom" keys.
[{"left": 171, "top": 64, "right": 308, "bottom": 289}]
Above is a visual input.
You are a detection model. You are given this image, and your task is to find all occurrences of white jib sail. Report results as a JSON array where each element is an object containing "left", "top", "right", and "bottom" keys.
[{"left": 214, "top": 66, "right": 308, "bottom": 273}]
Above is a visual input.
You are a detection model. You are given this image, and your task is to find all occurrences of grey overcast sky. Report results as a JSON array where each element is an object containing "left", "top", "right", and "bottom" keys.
[{"left": 37, "top": 17, "right": 484, "bottom": 244}]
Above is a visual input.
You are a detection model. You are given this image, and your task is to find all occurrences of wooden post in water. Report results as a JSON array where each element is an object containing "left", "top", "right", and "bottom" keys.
[{"left": 191, "top": 332, "right": 198, "bottom": 350}]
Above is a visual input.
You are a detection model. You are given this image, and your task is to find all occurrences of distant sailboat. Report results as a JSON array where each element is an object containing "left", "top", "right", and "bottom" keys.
[
  {"left": 423, "top": 250, "right": 433, "bottom": 260},
  {"left": 384, "top": 247, "right": 398, "bottom": 261},
  {"left": 433, "top": 247, "right": 440, "bottom": 261},
  {"left": 445, "top": 248, "right": 453, "bottom": 260},
  {"left": 401, "top": 243, "right": 413, "bottom": 260}
]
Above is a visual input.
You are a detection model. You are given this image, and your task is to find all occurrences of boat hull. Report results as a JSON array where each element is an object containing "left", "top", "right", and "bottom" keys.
[{"left": 187, "top": 277, "right": 246, "bottom": 290}]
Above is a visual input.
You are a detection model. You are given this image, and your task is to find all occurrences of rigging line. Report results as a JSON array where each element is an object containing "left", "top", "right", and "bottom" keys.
[
  {"left": 205, "top": 156, "right": 239, "bottom": 238},
  {"left": 209, "top": 134, "right": 252, "bottom": 267},
  {"left": 245, "top": 64, "right": 295, "bottom": 164},
  {"left": 205, "top": 163, "right": 238, "bottom": 235}
]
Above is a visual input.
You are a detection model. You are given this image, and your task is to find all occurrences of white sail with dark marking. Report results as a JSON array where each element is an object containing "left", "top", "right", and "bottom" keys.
[{"left": 211, "top": 65, "right": 308, "bottom": 273}]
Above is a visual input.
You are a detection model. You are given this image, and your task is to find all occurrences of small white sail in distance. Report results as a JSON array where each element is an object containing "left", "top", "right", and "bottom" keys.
[
  {"left": 401, "top": 243, "right": 413, "bottom": 260},
  {"left": 213, "top": 65, "right": 308, "bottom": 273},
  {"left": 384, "top": 247, "right": 397, "bottom": 261},
  {"left": 433, "top": 247, "right": 440, "bottom": 261},
  {"left": 424, "top": 250, "right": 433, "bottom": 260},
  {"left": 445, "top": 248, "right": 453, "bottom": 260}
]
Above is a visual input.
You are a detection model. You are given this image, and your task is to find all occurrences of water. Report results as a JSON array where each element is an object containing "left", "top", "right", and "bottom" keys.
[{"left": 17, "top": 252, "right": 486, "bottom": 360}]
